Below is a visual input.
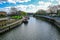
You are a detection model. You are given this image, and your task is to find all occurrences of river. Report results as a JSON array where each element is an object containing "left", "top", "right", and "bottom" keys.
[{"left": 0, "top": 17, "right": 60, "bottom": 40}]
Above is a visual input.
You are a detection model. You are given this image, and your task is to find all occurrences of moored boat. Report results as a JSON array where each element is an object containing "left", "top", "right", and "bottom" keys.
[{"left": 23, "top": 18, "right": 28, "bottom": 23}]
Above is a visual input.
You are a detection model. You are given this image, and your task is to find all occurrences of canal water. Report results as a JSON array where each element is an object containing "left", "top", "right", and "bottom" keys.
[{"left": 0, "top": 17, "right": 60, "bottom": 40}]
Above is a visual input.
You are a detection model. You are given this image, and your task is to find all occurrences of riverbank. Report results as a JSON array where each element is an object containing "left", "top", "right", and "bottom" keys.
[
  {"left": 0, "top": 18, "right": 24, "bottom": 34},
  {"left": 34, "top": 15, "right": 60, "bottom": 28}
]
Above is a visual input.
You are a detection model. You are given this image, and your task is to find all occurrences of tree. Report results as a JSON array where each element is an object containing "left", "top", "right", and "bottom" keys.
[
  {"left": 10, "top": 7, "right": 17, "bottom": 15},
  {"left": 18, "top": 11, "right": 27, "bottom": 16},
  {"left": 35, "top": 10, "right": 47, "bottom": 15},
  {"left": 9, "top": 7, "right": 19, "bottom": 16},
  {"left": 10, "top": 7, "right": 17, "bottom": 13}
]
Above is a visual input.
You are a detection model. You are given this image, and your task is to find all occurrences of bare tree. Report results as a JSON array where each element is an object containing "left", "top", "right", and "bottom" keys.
[
  {"left": 10, "top": 7, "right": 17, "bottom": 13},
  {"left": 9, "top": 7, "right": 18, "bottom": 16}
]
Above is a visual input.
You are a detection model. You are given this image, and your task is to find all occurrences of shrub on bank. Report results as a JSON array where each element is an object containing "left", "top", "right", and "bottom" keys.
[
  {"left": 0, "top": 14, "right": 6, "bottom": 18},
  {"left": 11, "top": 16, "right": 22, "bottom": 19}
]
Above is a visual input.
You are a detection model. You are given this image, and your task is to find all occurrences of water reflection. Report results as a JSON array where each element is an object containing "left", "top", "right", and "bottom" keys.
[
  {"left": 23, "top": 21, "right": 28, "bottom": 26},
  {"left": 35, "top": 17, "right": 60, "bottom": 32}
]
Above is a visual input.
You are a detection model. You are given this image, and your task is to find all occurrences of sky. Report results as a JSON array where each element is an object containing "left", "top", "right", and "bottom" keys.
[{"left": 0, "top": 0, "right": 60, "bottom": 13}]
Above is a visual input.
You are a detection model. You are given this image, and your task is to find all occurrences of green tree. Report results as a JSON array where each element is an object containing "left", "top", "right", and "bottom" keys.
[
  {"left": 35, "top": 10, "right": 47, "bottom": 15},
  {"left": 19, "top": 11, "right": 27, "bottom": 16}
]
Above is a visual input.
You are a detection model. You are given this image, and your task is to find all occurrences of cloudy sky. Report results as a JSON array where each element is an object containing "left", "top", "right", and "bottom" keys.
[{"left": 0, "top": 0, "right": 60, "bottom": 13}]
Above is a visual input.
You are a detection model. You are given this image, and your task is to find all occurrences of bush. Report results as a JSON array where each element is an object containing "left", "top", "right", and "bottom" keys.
[
  {"left": 0, "top": 14, "right": 6, "bottom": 18},
  {"left": 11, "top": 16, "right": 22, "bottom": 19}
]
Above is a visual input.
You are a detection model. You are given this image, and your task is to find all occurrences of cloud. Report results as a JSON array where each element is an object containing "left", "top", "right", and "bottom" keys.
[
  {"left": 0, "top": 3, "right": 51, "bottom": 13},
  {"left": 37, "top": 1, "right": 52, "bottom": 11},
  {"left": 0, "top": 0, "right": 60, "bottom": 13},
  {"left": 56, "top": 0, "right": 60, "bottom": 4},
  {"left": 38, "top": 1, "right": 52, "bottom": 7},
  {"left": 16, "top": 5, "right": 27, "bottom": 12},
  {"left": 0, "top": 0, "right": 31, "bottom": 4},
  {"left": 26, "top": 4, "right": 37, "bottom": 12},
  {"left": 0, "top": 7, "right": 11, "bottom": 13},
  {"left": 15, "top": 4, "right": 37, "bottom": 13},
  {"left": 15, "top": 4, "right": 49, "bottom": 13},
  {"left": 8, "top": 0, "right": 31, "bottom": 3},
  {"left": 15, "top": 1, "right": 59, "bottom": 13},
  {"left": 15, "top": 1, "right": 58, "bottom": 13},
  {"left": 0, "top": 4, "right": 39, "bottom": 13}
]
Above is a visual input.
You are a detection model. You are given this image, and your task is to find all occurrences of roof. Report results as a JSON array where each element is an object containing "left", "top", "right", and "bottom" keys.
[{"left": 0, "top": 11, "right": 6, "bottom": 12}]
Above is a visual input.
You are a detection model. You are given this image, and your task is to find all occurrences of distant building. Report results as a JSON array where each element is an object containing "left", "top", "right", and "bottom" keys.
[{"left": 0, "top": 11, "right": 7, "bottom": 16}]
